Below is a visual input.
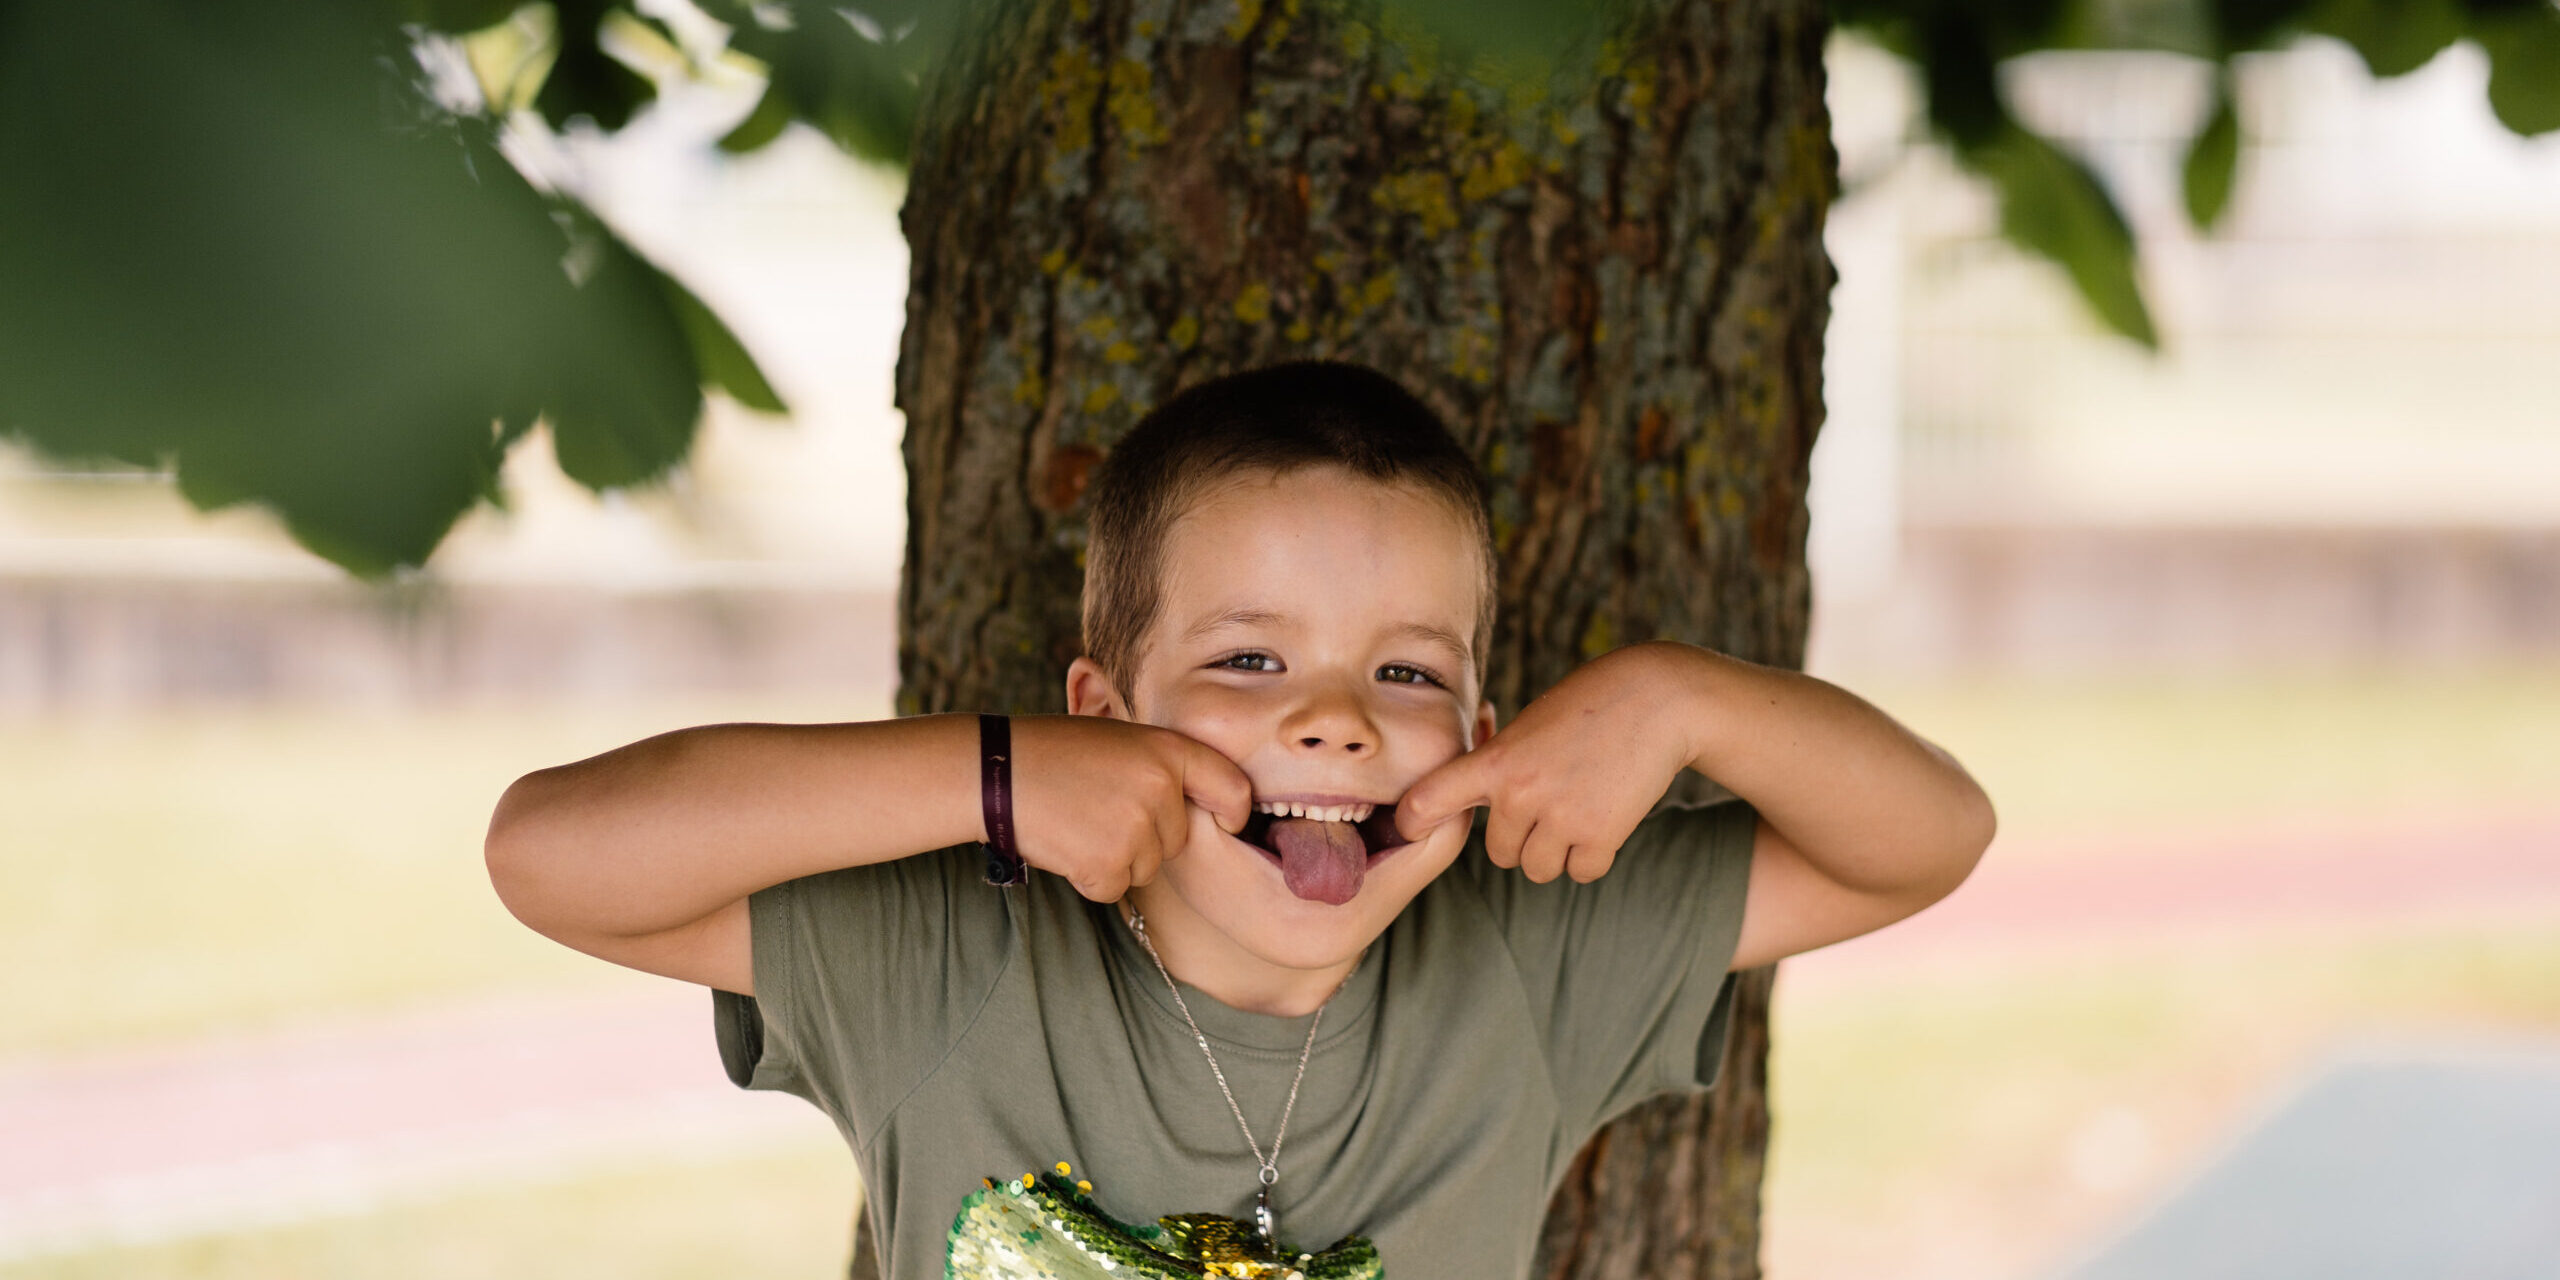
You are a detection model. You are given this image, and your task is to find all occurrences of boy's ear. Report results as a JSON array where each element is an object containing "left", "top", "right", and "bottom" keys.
[
  {"left": 1065, "top": 657, "right": 1129, "bottom": 720},
  {"left": 1472, "top": 699, "right": 1497, "bottom": 749}
]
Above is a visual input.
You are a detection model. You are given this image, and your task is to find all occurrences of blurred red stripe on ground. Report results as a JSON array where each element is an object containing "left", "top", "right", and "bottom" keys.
[{"left": 1787, "top": 810, "right": 2560, "bottom": 988}]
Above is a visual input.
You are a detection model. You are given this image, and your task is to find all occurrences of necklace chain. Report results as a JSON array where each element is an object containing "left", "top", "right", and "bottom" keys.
[{"left": 1124, "top": 905, "right": 1355, "bottom": 1230}]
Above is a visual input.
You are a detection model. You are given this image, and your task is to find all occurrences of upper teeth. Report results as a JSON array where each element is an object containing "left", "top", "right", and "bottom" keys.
[{"left": 1254, "top": 800, "right": 1374, "bottom": 824}]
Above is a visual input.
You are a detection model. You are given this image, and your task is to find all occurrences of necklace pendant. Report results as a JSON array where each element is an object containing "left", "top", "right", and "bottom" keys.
[{"left": 1254, "top": 1186, "right": 1276, "bottom": 1243}]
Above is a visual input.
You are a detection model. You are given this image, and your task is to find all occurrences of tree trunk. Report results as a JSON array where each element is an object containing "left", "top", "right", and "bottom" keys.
[{"left": 888, "top": 0, "right": 1831, "bottom": 1274}]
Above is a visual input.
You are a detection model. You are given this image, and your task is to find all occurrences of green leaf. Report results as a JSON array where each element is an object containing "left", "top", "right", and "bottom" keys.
[
  {"left": 2304, "top": 0, "right": 2463, "bottom": 77},
  {"left": 2182, "top": 75, "right": 2240, "bottom": 230},
  {"left": 0, "top": 0, "right": 747, "bottom": 576},
  {"left": 2472, "top": 3, "right": 2560, "bottom": 137},
  {"left": 717, "top": 78, "right": 795, "bottom": 153},
  {"left": 541, "top": 214, "right": 705, "bottom": 490},
  {"left": 0, "top": 1, "right": 563, "bottom": 575},
  {"left": 654, "top": 268, "right": 789, "bottom": 414},
  {"left": 1963, "top": 125, "right": 2159, "bottom": 348},
  {"left": 718, "top": 1, "right": 936, "bottom": 166},
  {"left": 403, "top": 0, "right": 533, "bottom": 36},
  {"left": 534, "top": 1, "right": 659, "bottom": 131}
]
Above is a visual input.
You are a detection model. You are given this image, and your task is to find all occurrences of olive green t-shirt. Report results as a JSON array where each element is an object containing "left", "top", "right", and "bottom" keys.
[{"left": 715, "top": 799, "right": 1756, "bottom": 1279}]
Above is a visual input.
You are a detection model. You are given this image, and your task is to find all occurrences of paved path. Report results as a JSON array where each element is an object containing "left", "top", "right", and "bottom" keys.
[
  {"left": 4, "top": 811, "right": 2555, "bottom": 1259},
  {"left": 0, "top": 987, "right": 823, "bottom": 1261}
]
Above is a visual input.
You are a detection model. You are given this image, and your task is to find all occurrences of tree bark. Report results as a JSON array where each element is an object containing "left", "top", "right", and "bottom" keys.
[{"left": 888, "top": 0, "right": 1831, "bottom": 1274}]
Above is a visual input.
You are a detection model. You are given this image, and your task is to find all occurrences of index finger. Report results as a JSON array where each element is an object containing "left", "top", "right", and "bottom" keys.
[
  {"left": 1396, "top": 748, "right": 1492, "bottom": 843},
  {"left": 1177, "top": 735, "right": 1253, "bottom": 836}
]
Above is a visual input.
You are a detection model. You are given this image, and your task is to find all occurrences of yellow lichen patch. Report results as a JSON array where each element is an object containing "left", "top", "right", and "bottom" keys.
[
  {"left": 1374, "top": 170, "right": 1458, "bottom": 236},
  {"left": 1285, "top": 319, "right": 1312, "bottom": 342},
  {"left": 1594, "top": 37, "right": 1625, "bottom": 79},
  {"left": 1446, "top": 88, "right": 1479, "bottom": 136},
  {"left": 1013, "top": 371, "right": 1045, "bottom": 406},
  {"left": 1225, "top": 0, "right": 1261, "bottom": 41},
  {"left": 1245, "top": 108, "right": 1269, "bottom": 148},
  {"left": 1359, "top": 271, "right": 1398, "bottom": 312},
  {"left": 1168, "top": 313, "right": 1201, "bottom": 350},
  {"left": 1449, "top": 325, "right": 1495, "bottom": 385},
  {"left": 1068, "top": 0, "right": 1092, "bottom": 18},
  {"left": 1549, "top": 111, "right": 1581, "bottom": 148},
  {"left": 1233, "top": 282, "right": 1272, "bottom": 324},
  {"left": 1042, "top": 45, "right": 1103, "bottom": 155},
  {"left": 1078, "top": 313, "right": 1117, "bottom": 340},
  {"left": 1717, "top": 488, "right": 1746, "bottom": 520},
  {"left": 1083, "top": 383, "right": 1120, "bottom": 413},
  {"left": 1460, "top": 139, "right": 1530, "bottom": 202},
  {"left": 1040, "top": 248, "right": 1068, "bottom": 275},
  {"left": 1619, "top": 58, "right": 1658, "bottom": 114},
  {"left": 1104, "top": 339, "right": 1140, "bottom": 364},
  {"left": 1579, "top": 612, "right": 1615, "bottom": 659},
  {"left": 1107, "top": 58, "right": 1168, "bottom": 147},
  {"left": 1340, "top": 19, "right": 1372, "bottom": 59}
]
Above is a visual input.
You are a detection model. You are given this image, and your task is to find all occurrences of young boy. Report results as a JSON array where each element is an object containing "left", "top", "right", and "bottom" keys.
[{"left": 486, "top": 362, "right": 1993, "bottom": 1279}]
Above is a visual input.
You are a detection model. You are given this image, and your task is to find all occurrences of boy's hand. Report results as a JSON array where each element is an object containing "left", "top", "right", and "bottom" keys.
[
  {"left": 1009, "top": 716, "right": 1254, "bottom": 901},
  {"left": 1395, "top": 642, "right": 1698, "bottom": 884}
]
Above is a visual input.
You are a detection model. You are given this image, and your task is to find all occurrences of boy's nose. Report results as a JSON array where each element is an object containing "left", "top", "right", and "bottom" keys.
[{"left": 1284, "top": 684, "right": 1377, "bottom": 755}]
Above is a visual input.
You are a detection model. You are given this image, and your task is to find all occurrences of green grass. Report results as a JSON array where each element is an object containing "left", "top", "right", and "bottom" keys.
[
  {"left": 1, "top": 693, "right": 884, "bottom": 1055},
  {"left": 0, "top": 1141, "right": 862, "bottom": 1280},
  {"left": 1854, "top": 663, "right": 2560, "bottom": 842}
]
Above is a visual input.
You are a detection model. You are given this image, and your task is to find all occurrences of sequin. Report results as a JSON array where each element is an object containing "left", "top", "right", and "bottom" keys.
[{"left": 945, "top": 1169, "right": 1381, "bottom": 1279}]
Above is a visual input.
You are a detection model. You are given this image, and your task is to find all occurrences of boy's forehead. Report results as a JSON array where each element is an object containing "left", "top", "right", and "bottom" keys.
[{"left": 1151, "top": 469, "right": 1484, "bottom": 652}]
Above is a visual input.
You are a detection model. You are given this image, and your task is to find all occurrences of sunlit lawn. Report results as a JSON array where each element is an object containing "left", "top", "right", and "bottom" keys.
[
  {"left": 1855, "top": 663, "right": 2560, "bottom": 845},
  {"left": 3, "top": 692, "right": 884, "bottom": 1055},
  {"left": 3, "top": 1143, "right": 860, "bottom": 1280},
  {"left": 6, "top": 664, "right": 2557, "bottom": 1278}
]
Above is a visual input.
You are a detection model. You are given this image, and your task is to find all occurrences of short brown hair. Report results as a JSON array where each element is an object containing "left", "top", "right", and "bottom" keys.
[{"left": 1082, "top": 361, "right": 1496, "bottom": 692}]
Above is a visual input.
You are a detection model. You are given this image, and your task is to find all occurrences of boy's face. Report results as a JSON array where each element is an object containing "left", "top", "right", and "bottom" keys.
[{"left": 1068, "top": 466, "right": 1495, "bottom": 972}]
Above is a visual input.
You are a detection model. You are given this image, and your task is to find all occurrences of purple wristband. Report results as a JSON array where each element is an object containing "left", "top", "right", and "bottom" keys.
[{"left": 978, "top": 714, "right": 1026, "bottom": 886}]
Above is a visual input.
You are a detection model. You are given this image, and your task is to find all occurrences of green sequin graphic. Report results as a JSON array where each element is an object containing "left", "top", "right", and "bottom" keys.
[{"left": 945, "top": 1167, "right": 1382, "bottom": 1279}]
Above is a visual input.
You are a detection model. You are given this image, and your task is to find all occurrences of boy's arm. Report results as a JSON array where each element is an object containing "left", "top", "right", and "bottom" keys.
[
  {"left": 1661, "top": 648, "right": 1994, "bottom": 969},
  {"left": 1396, "top": 641, "right": 1994, "bottom": 970},
  {"left": 485, "top": 714, "right": 1250, "bottom": 994}
]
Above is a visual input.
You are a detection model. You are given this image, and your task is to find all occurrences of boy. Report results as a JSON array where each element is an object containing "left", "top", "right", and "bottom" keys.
[{"left": 486, "top": 362, "right": 1993, "bottom": 1278}]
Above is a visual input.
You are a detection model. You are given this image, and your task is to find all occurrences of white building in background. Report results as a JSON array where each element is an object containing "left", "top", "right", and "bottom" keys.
[{"left": 1809, "top": 36, "right": 2560, "bottom": 674}]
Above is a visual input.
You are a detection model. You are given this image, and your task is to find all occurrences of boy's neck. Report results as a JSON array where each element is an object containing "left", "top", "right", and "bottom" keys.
[{"left": 1121, "top": 887, "right": 1365, "bottom": 1018}]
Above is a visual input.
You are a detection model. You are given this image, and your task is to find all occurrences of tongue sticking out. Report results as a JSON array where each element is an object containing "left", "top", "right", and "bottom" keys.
[{"left": 1267, "top": 818, "right": 1367, "bottom": 905}]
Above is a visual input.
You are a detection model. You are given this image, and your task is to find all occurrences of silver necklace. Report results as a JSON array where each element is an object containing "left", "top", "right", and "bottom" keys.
[{"left": 1124, "top": 904, "right": 1357, "bottom": 1245}]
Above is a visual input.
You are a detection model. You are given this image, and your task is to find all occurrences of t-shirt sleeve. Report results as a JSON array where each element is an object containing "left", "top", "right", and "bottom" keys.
[
  {"left": 1461, "top": 799, "right": 1757, "bottom": 1134},
  {"left": 711, "top": 845, "right": 1017, "bottom": 1146}
]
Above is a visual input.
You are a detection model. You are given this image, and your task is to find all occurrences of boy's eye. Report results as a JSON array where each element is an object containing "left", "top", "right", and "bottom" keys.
[
  {"left": 1377, "top": 662, "right": 1445, "bottom": 688},
  {"left": 1216, "top": 652, "right": 1280, "bottom": 673}
]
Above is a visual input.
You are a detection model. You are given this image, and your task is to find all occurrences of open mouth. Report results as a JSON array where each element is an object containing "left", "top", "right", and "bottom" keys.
[{"left": 1232, "top": 803, "right": 1410, "bottom": 906}]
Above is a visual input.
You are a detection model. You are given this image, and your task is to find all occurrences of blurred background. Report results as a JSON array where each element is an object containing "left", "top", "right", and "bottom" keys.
[{"left": 5, "top": 18, "right": 2558, "bottom": 1280}]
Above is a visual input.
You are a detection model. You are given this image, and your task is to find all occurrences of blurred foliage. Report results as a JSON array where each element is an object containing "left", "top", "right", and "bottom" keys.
[
  {"left": 3, "top": 0, "right": 2554, "bottom": 576},
  {"left": 0, "top": 0, "right": 781, "bottom": 576}
]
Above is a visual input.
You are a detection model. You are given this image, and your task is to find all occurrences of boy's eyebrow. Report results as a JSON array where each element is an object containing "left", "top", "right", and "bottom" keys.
[
  {"left": 1391, "top": 622, "right": 1474, "bottom": 671},
  {"left": 1181, "top": 610, "right": 1473, "bottom": 670},
  {"left": 1182, "top": 607, "right": 1290, "bottom": 643}
]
